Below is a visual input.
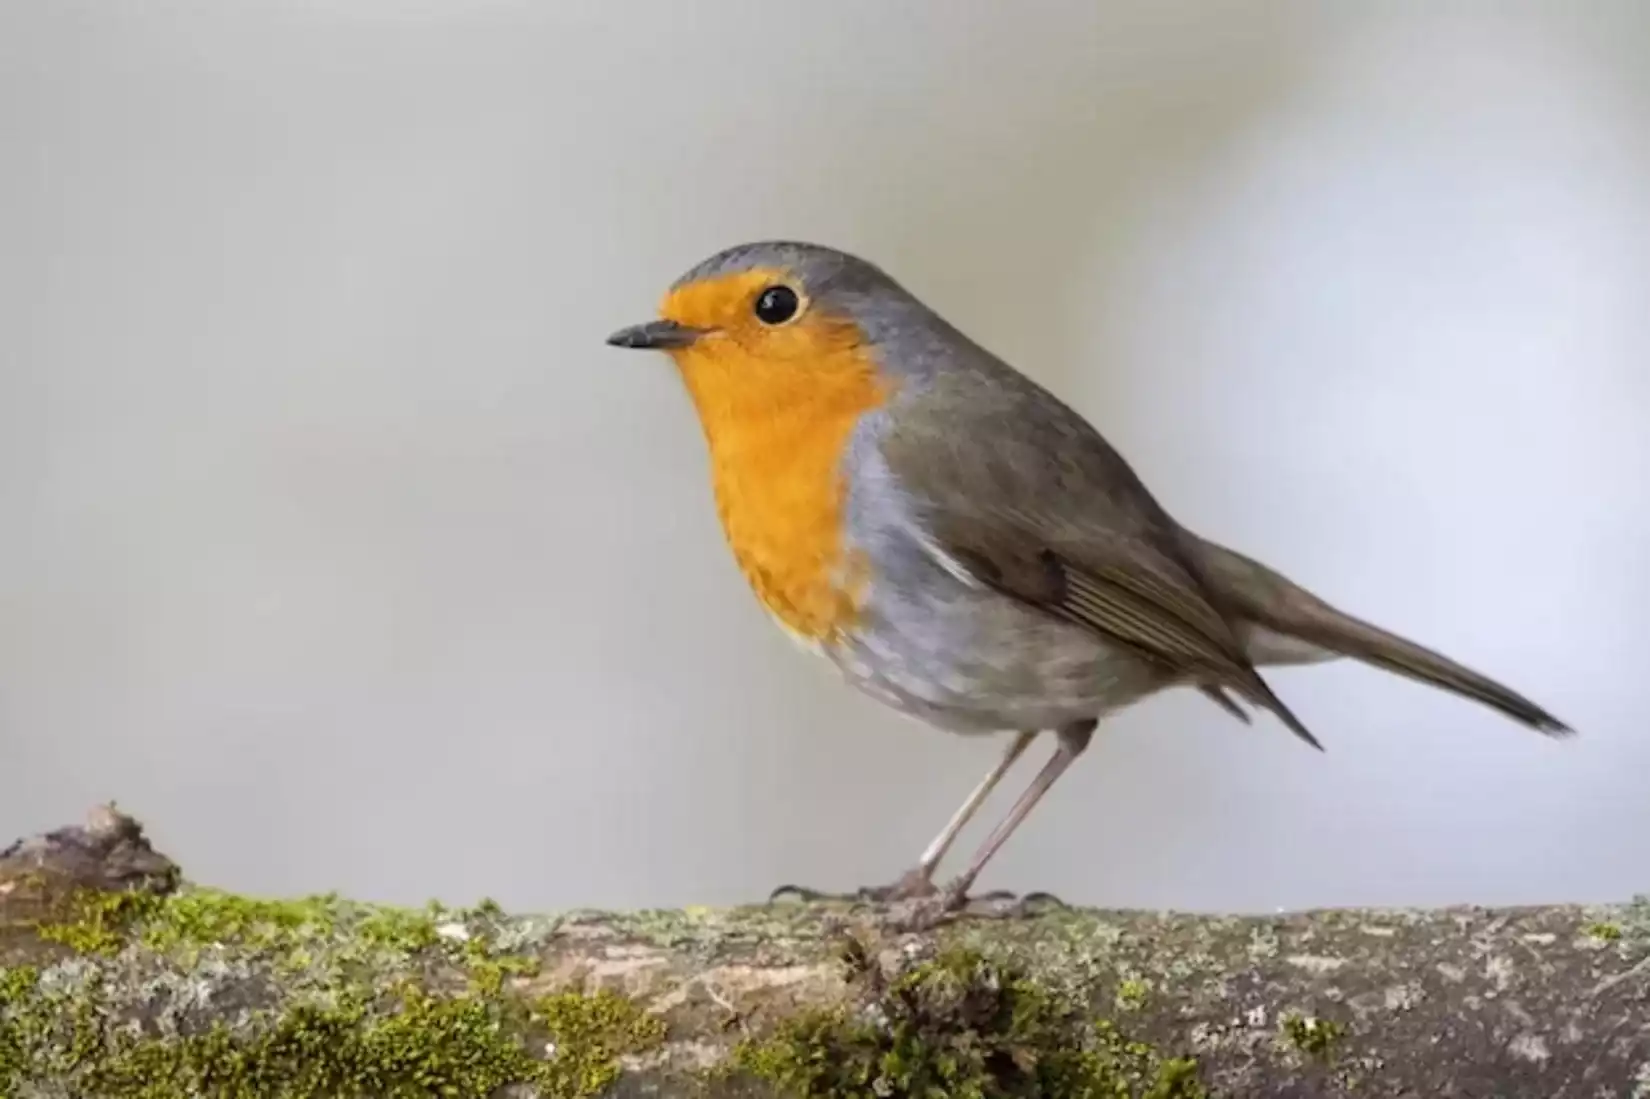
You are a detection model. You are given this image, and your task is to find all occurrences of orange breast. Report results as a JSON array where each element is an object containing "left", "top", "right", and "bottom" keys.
[{"left": 670, "top": 332, "right": 890, "bottom": 645}]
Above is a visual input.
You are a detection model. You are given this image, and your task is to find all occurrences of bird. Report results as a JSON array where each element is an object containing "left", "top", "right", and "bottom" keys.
[{"left": 604, "top": 240, "right": 1572, "bottom": 926}]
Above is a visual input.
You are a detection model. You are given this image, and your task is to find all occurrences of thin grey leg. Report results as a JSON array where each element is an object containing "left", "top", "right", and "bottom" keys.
[
  {"left": 914, "top": 729, "right": 1037, "bottom": 877},
  {"left": 940, "top": 719, "right": 1097, "bottom": 903},
  {"left": 768, "top": 729, "right": 1039, "bottom": 905}
]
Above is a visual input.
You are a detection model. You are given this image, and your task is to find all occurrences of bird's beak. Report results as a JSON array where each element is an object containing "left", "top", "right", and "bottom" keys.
[{"left": 604, "top": 319, "right": 706, "bottom": 351}]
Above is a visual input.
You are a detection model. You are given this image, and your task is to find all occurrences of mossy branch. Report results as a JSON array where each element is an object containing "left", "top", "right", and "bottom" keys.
[{"left": 1, "top": 805, "right": 1647, "bottom": 1097}]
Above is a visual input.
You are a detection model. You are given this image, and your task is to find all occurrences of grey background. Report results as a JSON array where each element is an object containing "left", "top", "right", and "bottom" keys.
[{"left": 2, "top": 2, "right": 1646, "bottom": 916}]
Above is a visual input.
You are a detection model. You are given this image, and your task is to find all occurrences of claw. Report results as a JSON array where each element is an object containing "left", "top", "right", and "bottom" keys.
[
  {"left": 960, "top": 884, "right": 1069, "bottom": 915},
  {"left": 767, "top": 883, "right": 847, "bottom": 904},
  {"left": 967, "top": 888, "right": 1020, "bottom": 905}
]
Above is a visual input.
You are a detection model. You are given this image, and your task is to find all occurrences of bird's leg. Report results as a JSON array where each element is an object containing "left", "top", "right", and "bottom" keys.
[
  {"left": 767, "top": 730, "right": 1037, "bottom": 905},
  {"left": 862, "top": 729, "right": 1038, "bottom": 901},
  {"left": 890, "top": 720, "right": 1096, "bottom": 930}
]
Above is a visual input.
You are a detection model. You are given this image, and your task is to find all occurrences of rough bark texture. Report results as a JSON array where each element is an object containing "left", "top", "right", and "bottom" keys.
[{"left": 0, "top": 805, "right": 1646, "bottom": 1098}]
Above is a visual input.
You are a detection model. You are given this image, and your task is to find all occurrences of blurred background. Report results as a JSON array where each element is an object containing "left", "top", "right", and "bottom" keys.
[{"left": 2, "top": 2, "right": 1646, "bottom": 915}]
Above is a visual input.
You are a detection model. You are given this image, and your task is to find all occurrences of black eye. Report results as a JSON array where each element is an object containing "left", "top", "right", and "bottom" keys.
[{"left": 753, "top": 284, "right": 800, "bottom": 325}]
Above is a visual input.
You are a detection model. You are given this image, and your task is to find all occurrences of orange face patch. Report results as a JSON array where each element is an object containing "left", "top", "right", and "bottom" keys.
[{"left": 656, "top": 267, "right": 891, "bottom": 643}]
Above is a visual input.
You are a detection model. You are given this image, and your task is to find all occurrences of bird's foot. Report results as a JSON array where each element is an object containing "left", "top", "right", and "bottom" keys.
[
  {"left": 883, "top": 880, "right": 1069, "bottom": 933},
  {"left": 767, "top": 867, "right": 939, "bottom": 906}
]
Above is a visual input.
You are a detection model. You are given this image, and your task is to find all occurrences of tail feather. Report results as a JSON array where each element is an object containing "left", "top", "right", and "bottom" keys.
[
  {"left": 1199, "top": 684, "right": 1251, "bottom": 724},
  {"left": 1227, "top": 666, "right": 1325, "bottom": 750},
  {"left": 1193, "top": 536, "right": 1572, "bottom": 737}
]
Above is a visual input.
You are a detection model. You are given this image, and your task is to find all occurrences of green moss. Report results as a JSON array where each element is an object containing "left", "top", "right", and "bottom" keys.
[
  {"left": 28, "top": 883, "right": 503, "bottom": 992},
  {"left": 726, "top": 946, "right": 1205, "bottom": 1099},
  {"left": 462, "top": 937, "right": 542, "bottom": 996},
  {"left": 158, "top": 889, "right": 441, "bottom": 952},
  {"left": 1281, "top": 1013, "right": 1345, "bottom": 1059},
  {"left": 535, "top": 989, "right": 669, "bottom": 1097},
  {"left": 86, "top": 990, "right": 524, "bottom": 1098},
  {"left": 1586, "top": 921, "right": 1623, "bottom": 943},
  {"left": 0, "top": 962, "right": 664, "bottom": 1099},
  {"left": 96, "top": 986, "right": 658, "bottom": 1098},
  {"left": 1115, "top": 977, "right": 1150, "bottom": 1013},
  {"left": 0, "top": 964, "right": 41, "bottom": 1094},
  {"left": 0, "top": 964, "right": 40, "bottom": 1005},
  {"left": 9, "top": 882, "right": 665, "bottom": 1097},
  {"left": 33, "top": 885, "right": 163, "bottom": 956},
  {"left": 32, "top": 884, "right": 448, "bottom": 963},
  {"left": 1, "top": 963, "right": 107, "bottom": 1094}
]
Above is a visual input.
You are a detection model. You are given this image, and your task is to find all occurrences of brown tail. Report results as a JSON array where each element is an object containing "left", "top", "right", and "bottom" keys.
[{"left": 1192, "top": 536, "right": 1572, "bottom": 736}]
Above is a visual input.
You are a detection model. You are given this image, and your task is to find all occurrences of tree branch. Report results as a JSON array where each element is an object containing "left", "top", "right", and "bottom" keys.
[{"left": 1, "top": 804, "right": 1645, "bottom": 1097}]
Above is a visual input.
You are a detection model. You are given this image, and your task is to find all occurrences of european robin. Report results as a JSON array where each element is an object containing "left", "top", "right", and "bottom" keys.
[{"left": 606, "top": 240, "right": 1571, "bottom": 925}]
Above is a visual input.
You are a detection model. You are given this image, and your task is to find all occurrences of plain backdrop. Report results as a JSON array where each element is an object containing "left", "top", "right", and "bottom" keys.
[{"left": 2, "top": 2, "right": 1646, "bottom": 915}]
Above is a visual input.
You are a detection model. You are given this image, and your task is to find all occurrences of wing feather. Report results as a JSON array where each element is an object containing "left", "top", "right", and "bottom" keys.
[{"left": 877, "top": 385, "right": 1322, "bottom": 749}]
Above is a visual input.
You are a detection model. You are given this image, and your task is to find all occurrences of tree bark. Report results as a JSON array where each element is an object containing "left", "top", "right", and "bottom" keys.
[{"left": 0, "top": 804, "right": 1645, "bottom": 1097}]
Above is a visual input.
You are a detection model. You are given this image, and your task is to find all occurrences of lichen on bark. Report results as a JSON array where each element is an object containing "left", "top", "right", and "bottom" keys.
[{"left": 2, "top": 804, "right": 1647, "bottom": 1097}]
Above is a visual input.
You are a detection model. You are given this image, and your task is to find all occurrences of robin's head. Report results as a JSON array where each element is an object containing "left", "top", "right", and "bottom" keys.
[{"left": 606, "top": 240, "right": 902, "bottom": 363}]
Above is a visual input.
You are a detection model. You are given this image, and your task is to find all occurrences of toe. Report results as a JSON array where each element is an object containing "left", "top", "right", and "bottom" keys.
[
  {"left": 968, "top": 888, "right": 1020, "bottom": 905},
  {"left": 767, "top": 883, "right": 841, "bottom": 904},
  {"left": 962, "top": 890, "right": 1064, "bottom": 920},
  {"left": 769, "top": 869, "right": 948, "bottom": 909}
]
